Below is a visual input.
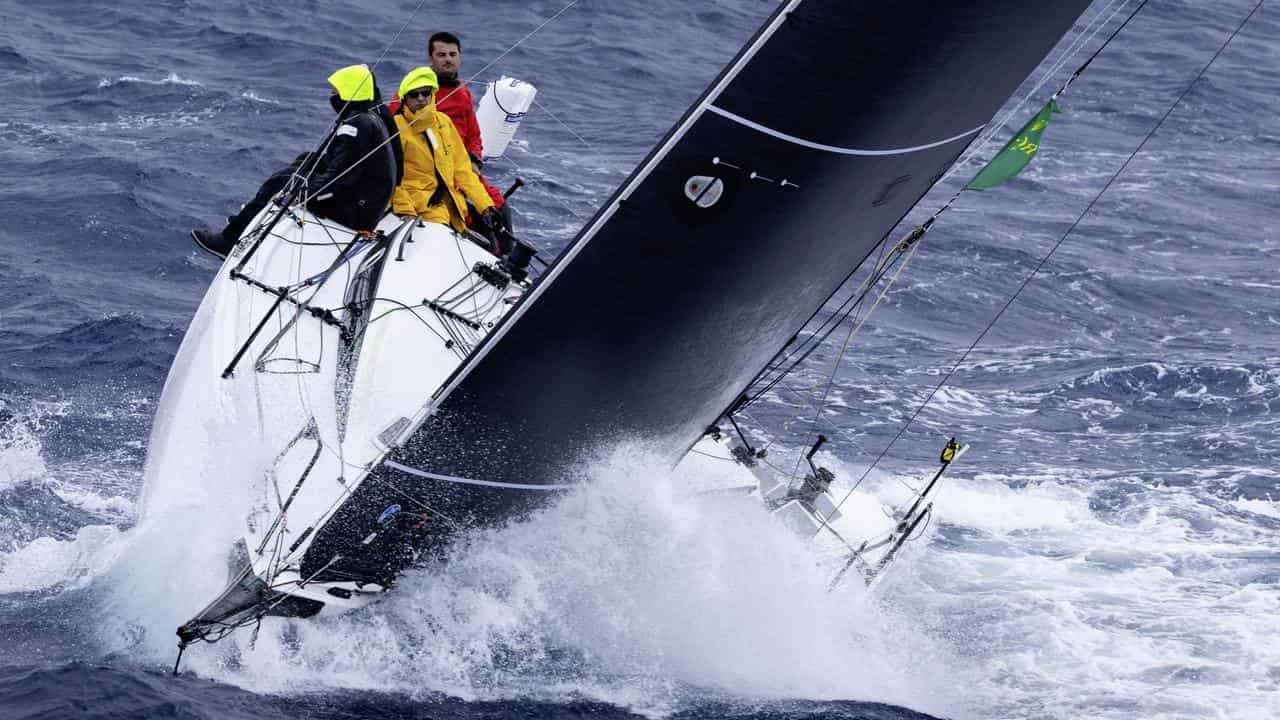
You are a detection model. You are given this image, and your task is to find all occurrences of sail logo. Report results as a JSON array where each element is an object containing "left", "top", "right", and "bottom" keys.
[
  {"left": 684, "top": 175, "right": 724, "bottom": 208},
  {"left": 1011, "top": 135, "right": 1040, "bottom": 157}
]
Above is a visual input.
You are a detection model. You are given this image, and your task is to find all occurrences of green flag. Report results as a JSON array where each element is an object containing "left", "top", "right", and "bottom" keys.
[{"left": 965, "top": 98, "right": 1061, "bottom": 191}]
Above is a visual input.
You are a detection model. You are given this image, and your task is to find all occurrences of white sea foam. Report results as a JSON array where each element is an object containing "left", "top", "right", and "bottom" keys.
[
  {"left": 881, "top": 470, "right": 1280, "bottom": 720},
  {"left": 97, "top": 72, "right": 203, "bottom": 89},
  {"left": 0, "top": 524, "right": 123, "bottom": 593},
  {"left": 240, "top": 90, "right": 283, "bottom": 106},
  {"left": 52, "top": 485, "right": 135, "bottom": 519},
  {"left": 1232, "top": 496, "right": 1280, "bottom": 520},
  {"left": 122, "top": 447, "right": 959, "bottom": 718},
  {"left": 0, "top": 417, "right": 47, "bottom": 493},
  {"left": 28, "top": 411, "right": 1279, "bottom": 720},
  {"left": 0, "top": 406, "right": 136, "bottom": 593},
  {"left": 927, "top": 386, "right": 1038, "bottom": 418}
]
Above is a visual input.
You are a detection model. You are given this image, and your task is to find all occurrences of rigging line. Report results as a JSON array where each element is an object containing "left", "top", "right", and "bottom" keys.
[
  {"left": 833, "top": 0, "right": 1264, "bottom": 513},
  {"left": 341, "top": 296, "right": 456, "bottom": 350},
  {"left": 291, "top": 0, "right": 433, "bottom": 193},
  {"left": 450, "top": 233, "right": 484, "bottom": 321},
  {"left": 380, "top": 480, "right": 465, "bottom": 531},
  {"left": 282, "top": 240, "right": 373, "bottom": 292},
  {"left": 529, "top": 95, "right": 602, "bottom": 156},
  {"left": 490, "top": 149, "right": 592, "bottom": 227},
  {"left": 256, "top": 556, "right": 344, "bottom": 615},
  {"left": 457, "top": 0, "right": 585, "bottom": 98},
  {"left": 745, "top": 235, "right": 907, "bottom": 406},
  {"left": 711, "top": 107, "right": 983, "bottom": 156},
  {"left": 961, "top": 0, "right": 1129, "bottom": 170},
  {"left": 302, "top": 0, "right": 585, "bottom": 207},
  {"left": 286, "top": 276, "right": 403, "bottom": 482},
  {"left": 284, "top": 251, "right": 356, "bottom": 464},
  {"left": 1054, "top": 0, "right": 1152, "bottom": 99},
  {"left": 745, "top": 228, "right": 917, "bottom": 415},
  {"left": 787, "top": 240, "right": 923, "bottom": 485},
  {"left": 385, "top": 461, "right": 578, "bottom": 491},
  {"left": 750, "top": 254, "right": 894, "bottom": 392},
  {"left": 689, "top": 448, "right": 737, "bottom": 463},
  {"left": 752, "top": 236, "right": 896, "bottom": 389},
  {"left": 907, "top": 507, "right": 934, "bottom": 544},
  {"left": 278, "top": 232, "right": 356, "bottom": 387},
  {"left": 751, "top": 0, "right": 1146, "bottom": 422},
  {"left": 904, "top": 0, "right": 1129, "bottom": 236},
  {"left": 279, "top": 254, "right": 369, "bottom": 483}
]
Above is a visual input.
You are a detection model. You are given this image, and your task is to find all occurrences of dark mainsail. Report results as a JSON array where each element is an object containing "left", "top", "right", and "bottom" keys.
[{"left": 302, "top": 0, "right": 1095, "bottom": 581}]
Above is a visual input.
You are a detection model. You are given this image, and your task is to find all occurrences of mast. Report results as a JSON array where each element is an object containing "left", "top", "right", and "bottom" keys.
[{"left": 300, "top": 0, "right": 1096, "bottom": 582}]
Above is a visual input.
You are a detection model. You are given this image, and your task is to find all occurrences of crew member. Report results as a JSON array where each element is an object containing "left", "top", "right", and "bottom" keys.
[
  {"left": 192, "top": 65, "right": 398, "bottom": 259},
  {"left": 427, "top": 32, "right": 509, "bottom": 224},
  {"left": 391, "top": 67, "right": 501, "bottom": 237},
  {"left": 428, "top": 32, "right": 483, "bottom": 163}
]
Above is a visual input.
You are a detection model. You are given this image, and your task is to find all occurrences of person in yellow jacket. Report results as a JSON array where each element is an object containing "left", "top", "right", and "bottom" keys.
[{"left": 392, "top": 67, "right": 501, "bottom": 235}]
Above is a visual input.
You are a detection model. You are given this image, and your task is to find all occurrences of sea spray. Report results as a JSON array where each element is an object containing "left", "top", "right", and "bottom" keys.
[{"left": 137, "top": 445, "right": 959, "bottom": 717}]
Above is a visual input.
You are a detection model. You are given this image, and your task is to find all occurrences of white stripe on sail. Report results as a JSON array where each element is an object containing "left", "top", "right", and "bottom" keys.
[
  {"left": 385, "top": 460, "right": 577, "bottom": 490},
  {"left": 707, "top": 106, "right": 984, "bottom": 156}
]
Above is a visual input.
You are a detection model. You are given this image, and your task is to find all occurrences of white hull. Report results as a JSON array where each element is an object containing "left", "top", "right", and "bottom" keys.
[{"left": 143, "top": 208, "right": 525, "bottom": 630}]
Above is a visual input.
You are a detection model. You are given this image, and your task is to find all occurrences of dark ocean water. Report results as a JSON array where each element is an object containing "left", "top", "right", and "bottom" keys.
[{"left": 1, "top": 1, "right": 1278, "bottom": 719}]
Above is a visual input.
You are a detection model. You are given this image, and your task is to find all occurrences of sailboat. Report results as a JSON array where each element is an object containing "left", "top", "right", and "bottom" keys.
[{"left": 148, "top": 0, "right": 1097, "bottom": 661}]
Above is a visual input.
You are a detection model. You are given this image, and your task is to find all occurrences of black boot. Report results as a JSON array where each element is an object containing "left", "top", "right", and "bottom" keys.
[{"left": 191, "top": 228, "right": 236, "bottom": 259}]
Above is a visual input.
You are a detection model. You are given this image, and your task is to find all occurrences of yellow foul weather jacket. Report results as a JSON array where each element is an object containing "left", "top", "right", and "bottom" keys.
[{"left": 392, "top": 104, "right": 494, "bottom": 232}]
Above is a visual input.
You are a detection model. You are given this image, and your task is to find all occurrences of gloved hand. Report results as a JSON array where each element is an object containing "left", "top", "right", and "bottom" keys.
[{"left": 480, "top": 207, "right": 506, "bottom": 233}]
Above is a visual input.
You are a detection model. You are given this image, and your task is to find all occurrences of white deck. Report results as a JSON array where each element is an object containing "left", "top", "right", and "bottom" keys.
[{"left": 142, "top": 209, "right": 524, "bottom": 610}]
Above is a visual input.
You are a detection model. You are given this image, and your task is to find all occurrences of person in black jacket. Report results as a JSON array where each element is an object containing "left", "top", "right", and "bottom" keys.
[{"left": 192, "top": 64, "right": 402, "bottom": 259}]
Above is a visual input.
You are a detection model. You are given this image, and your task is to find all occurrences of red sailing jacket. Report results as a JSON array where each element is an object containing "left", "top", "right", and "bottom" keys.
[{"left": 435, "top": 82, "right": 482, "bottom": 157}]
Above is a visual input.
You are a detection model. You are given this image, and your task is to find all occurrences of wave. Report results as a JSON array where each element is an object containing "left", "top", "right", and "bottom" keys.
[
  {"left": 0, "top": 406, "right": 129, "bottom": 598},
  {"left": 0, "top": 662, "right": 941, "bottom": 720},
  {"left": 0, "top": 45, "right": 29, "bottom": 70},
  {"left": 97, "top": 73, "right": 203, "bottom": 90},
  {"left": 877, "top": 466, "right": 1280, "bottom": 720},
  {"left": 1067, "top": 361, "right": 1280, "bottom": 414},
  {"left": 0, "top": 315, "right": 177, "bottom": 390},
  {"left": 90, "top": 447, "right": 958, "bottom": 719}
]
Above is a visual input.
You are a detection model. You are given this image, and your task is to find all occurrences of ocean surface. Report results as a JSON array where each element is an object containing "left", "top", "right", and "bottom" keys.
[{"left": 1, "top": 0, "right": 1278, "bottom": 718}]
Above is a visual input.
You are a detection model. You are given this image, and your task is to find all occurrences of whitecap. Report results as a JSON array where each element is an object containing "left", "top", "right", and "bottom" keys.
[
  {"left": 96, "top": 72, "right": 203, "bottom": 89},
  {"left": 0, "top": 524, "right": 123, "bottom": 593}
]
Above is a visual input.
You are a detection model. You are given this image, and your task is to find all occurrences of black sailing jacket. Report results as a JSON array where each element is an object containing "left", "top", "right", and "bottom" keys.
[{"left": 306, "top": 103, "right": 398, "bottom": 232}]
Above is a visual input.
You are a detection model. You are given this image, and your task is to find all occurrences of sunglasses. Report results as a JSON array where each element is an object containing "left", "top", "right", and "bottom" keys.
[{"left": 405, "top": 88, "right": 434, "bottom": 100}]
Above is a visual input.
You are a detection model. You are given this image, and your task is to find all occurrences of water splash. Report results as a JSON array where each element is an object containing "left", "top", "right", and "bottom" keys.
[{"left": 117, "top": 446, "right": 957, "bottom": 718}]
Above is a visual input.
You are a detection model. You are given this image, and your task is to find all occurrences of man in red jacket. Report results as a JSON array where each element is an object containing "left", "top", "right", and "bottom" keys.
[{"left": 428, "top": 31, "right": 508, "bottom": 220}]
